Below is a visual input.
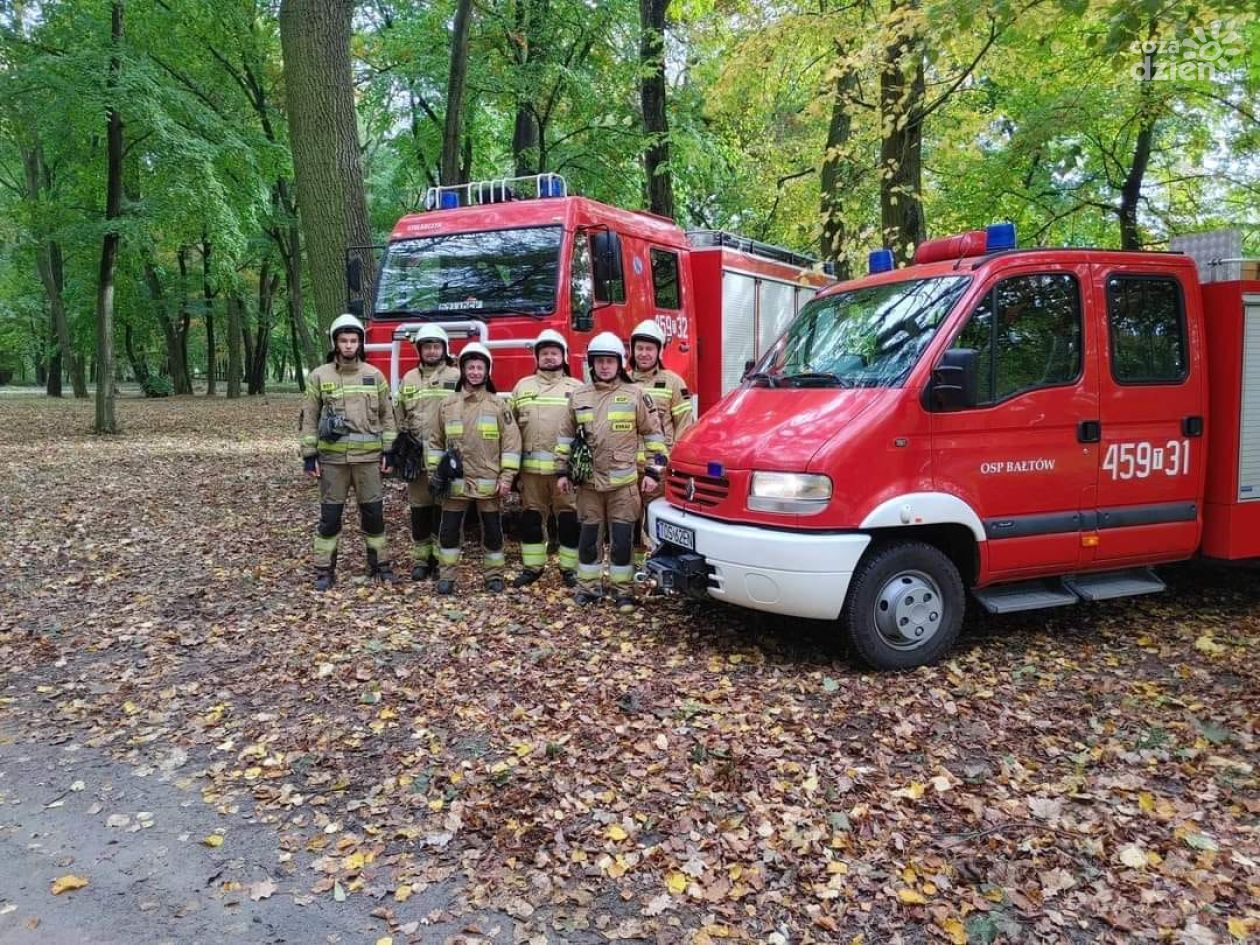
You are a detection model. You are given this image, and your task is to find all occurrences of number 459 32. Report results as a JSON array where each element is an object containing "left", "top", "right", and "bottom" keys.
[{"left": 1101, "top": 439, "right": 1190, "bottom": 480}]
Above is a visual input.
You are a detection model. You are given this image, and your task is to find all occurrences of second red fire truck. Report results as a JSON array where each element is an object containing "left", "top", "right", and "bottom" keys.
[{"left": 350, "top": 173, "right": 831, "bottom": 406}]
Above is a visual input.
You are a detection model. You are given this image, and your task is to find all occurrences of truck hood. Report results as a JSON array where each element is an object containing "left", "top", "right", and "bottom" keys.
[{"left": 673, "top": 387, "right": 892, "bottom": 470}]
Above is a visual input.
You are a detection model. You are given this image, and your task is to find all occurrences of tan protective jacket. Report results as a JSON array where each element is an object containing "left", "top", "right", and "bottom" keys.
[
  {"left": 556, "top": 378, "right": 665, "bottom": 492},
  {"left": 395, "top": 362, "right": 461, "bottom": 462},
  {"left": 511, "top": 368, "right": 583, "bottom": 475},
  {"left": 631, "top": 365, "right": 693, "bottom": 447},
  {"left": 300, "top": 359, "right": 396, "bottom": 464},
  {"left": 428, "top": 387, "right": 522, "bottom": 498}
]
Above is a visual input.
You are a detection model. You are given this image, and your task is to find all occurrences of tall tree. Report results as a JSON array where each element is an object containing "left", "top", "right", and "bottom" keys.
[
  {"left": 278, "top": 0, "right": 374, "bottom": 327},
  {"left": 95, "top": 0, "right": 125, "bottom": 434},
  {"left": 441, "top": 0, "right": 476, "bottom": 185},
  {"left": 639, "top": 0, "right": 673, "bottom": 218}
]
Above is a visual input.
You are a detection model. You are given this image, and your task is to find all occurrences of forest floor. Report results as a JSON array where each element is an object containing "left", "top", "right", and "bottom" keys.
[{"left": 0, "top": 394, "right": 1256, "bottom": 945}]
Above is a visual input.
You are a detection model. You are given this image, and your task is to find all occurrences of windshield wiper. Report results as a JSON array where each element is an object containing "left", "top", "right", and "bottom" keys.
[
  {"left": 743, "top": 371, "right": 780, "bottom": 388},
  {"left": 780, "top": 371, "right": 851, "bottom": 388},
  {"left": 476, "top": 305, "right": 550, "bottom": 318}
]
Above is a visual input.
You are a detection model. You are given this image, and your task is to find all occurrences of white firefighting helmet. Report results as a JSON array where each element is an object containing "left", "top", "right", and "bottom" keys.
[
  {"left": 630, "top": 319, "right": 666, "bottom": 349},
  {"left": 532, "top": 328, "right": 568, "bottom": 359},
  {"left": 413, "top": 323, "right": 454, "bottom": 364},
  {"left": 586, "top": 331, "right": 626, "bottom": 365},
  {"left": 459, "top": 341, "right": 493, "bottom": 372},
  {"left": 328, "top": 312, "right": 365, "bottom": 344}
]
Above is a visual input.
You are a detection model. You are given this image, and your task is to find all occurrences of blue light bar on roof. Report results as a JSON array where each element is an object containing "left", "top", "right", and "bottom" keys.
[
  {"left": 986, "top": 222, "right": 1016, "bottom": 252},
  {"left": 869, "top": 249, "right": 895, "bottom": 274},
  {"left": 439, "top": 191, "right": 459, "bottom": 210}
]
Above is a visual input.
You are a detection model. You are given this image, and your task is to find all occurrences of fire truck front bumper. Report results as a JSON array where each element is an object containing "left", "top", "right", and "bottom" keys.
[{"left": 644, "top": 502, "right": 871, "bottom": 621}]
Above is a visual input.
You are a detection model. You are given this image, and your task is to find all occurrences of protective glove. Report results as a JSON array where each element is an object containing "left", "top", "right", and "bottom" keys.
[{"left": 304, "top": 455, "right": 318, "bottom": 475}]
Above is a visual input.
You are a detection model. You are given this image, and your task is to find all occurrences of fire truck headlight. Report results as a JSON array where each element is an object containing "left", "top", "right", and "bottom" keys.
[{"left": 748, "top": 472, "right": 832, "bottom": 514}]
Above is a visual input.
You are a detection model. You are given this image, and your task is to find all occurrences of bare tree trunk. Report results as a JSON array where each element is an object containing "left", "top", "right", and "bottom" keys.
[
  {"left": 288, "top": 302, "right": 306, "bottom": 393},
  {"left": 639, "top": 0, "right": 674, "bottom": 219},
  {"left": 879, "top": 0, "right": 926, "bottom": 264},
  {"left": 249, "top": 263, "right": 280, "bottom": 395},
  {"left": 95, "top": 0, "right": 124, "bottom": 434},
  {"left": 46, "top": 310, "right": 62, "bottom": 397},
  {"left": 226, "top": 294, "right": 243, "bottom": 399},
  {"left": 278, "top": 0, "right": 375, "bottom": 329},
  {"left": 274, "top": 196, "right": 318, "bottom": 369},
  {"left": 202, "top": 236, "right": 217, "bottom": 395},
  {"left": 1119, "top": 36, "right": 1156, "bottom": 250},
  {"left": 123, "top": 322, "right": 150, "bottom": 384},
  {"left": 441, "top": 0, "right": 475, "bottom": 185},
  {"left": 819, "top": 43, "right": 857, "bottom": 277},
  {"left": 176, "top": 247, "right": 195, "bottom": 393},
  {"left": 143, "top": 258, "right": 192, "bottom": 394},
  {"left": 22, "top": 143, "right": 87, "bottom": 398}
]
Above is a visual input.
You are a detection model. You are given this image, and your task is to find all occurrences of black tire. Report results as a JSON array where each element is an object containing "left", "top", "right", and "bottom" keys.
[{"left": 841, "top": 540, "right": 964, "bottom": 670}]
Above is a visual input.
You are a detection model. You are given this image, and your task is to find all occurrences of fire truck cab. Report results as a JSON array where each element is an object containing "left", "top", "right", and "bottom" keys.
[
  {"left": 352, "top": 174, "right": 830, "bottom": 405},
  {"left": 647, "top": 224, "right": 1260, "bottom": 670}
]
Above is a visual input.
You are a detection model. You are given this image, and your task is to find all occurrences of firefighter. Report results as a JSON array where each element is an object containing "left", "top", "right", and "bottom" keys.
[
  {"left": 510, "top": 329, "right": 584, "bottom": 588},
  {"left": 299, "top": 313, "right": 398, "bottom": 591},
  {"left": 629, "top": 318, "right": 693, "bottom": 446},
  {"left": 628, "top": 318, "right": 692, "bottom": 568},
  {"left": 394, "top": 324, "right": 461, "bottom": 580},
  {"left": 427, "top": 343, "right": 522, "bottom": 594},
  {"left": 556, "top": 332, "right": 666, "bottom": 611}
]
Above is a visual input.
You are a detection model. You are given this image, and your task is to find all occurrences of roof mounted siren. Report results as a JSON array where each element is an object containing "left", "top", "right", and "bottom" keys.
[
  {"left": 868, "top": 248, "right": 895, "bottom": 274},
  {"left": 424, "top": 173, "right": 569, "bottom": 211},
  {"left": 913, "top": 222, "right": 1017, "bottom": 265}
]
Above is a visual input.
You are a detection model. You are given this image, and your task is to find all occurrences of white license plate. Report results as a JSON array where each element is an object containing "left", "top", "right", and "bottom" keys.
[{"left": 656, "top": 520, "right": 696, "bottom": 551}]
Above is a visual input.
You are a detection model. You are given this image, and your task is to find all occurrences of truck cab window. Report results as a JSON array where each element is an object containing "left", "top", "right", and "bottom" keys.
[
  {"left": 650, "top": 248, "right": 681, "bottom": 310},
  {"left": 951, "top": 273, "right": 1082, "bottom": 405},
  {"left": 1106, "top": 276, "right": 1187, "bottom": 384},
  {"left": 590, "top": 229, "right": 626, "bottom": 304}
]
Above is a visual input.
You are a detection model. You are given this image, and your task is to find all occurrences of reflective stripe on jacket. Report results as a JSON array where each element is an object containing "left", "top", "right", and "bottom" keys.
[
  {"left": 631, "top": 366, "right": 693, "bottom": 447},
  {"left": 555, "top": 378, "right": 664, "bottom": 492},
  {"left": 427, "top": 387, "right": 522, "bottom": 497},
  {"left": 396, "top": 363, "right": 461, "bottom": 466},
  {"left": 511, "top": 369, "right": 583, "bottom": 474},
  {"left": 299, "top": 360, "right": 396, "bottom": 463}
]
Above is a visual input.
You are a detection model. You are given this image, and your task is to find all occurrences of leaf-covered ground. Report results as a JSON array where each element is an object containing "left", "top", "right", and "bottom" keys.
[{"left": 1, "top": 394, "right": 1257, "bottom": 945}]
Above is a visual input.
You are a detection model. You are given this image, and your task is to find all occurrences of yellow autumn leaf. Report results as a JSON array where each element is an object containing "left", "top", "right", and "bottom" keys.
[
  {"left": 1138, "top": 792, "right": 1155, "bottom": 813},
  {"left": 375, "top": 938, "right": 394, "bottom": 945},
  {"left": 342, "top": 851, "right": 365, "bottom": 872},
  {"left": 606, "top": 824, "right": 628, "bottom": 842},
  {"left": 938, "top": 916, "right": 967, "bottom": 945},
  {"left": 394, "top": 884, "right": 412, "bottom": 903},
  {"left": 202, "top": 834, "right": 224, "bottom": 848},
  {"left": 1227, "top": 918, "right": 1250, "bottom": 940},
  {"left": 896, "top": 888, "right": 926, "bottom": 904},
  {"left": 892, "top": 782, "right": 924, "bottom": 800},
  {"left": 1118, "top": 844, "right": 1147, "bottom": 868},
  {"left": 50, "top": 875, "right": 89, "bottom": 895},
  {"left": 1194, "top": 634, "right": 1225, "bottom": 655},
  {"left": 122, "top": 701, "right": 139, "bottom": 715},
  {"left": 665, "top": 871, "right": 688, "bottom": 895}
]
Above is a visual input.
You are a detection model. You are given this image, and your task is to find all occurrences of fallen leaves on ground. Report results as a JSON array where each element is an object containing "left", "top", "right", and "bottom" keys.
[{"left": 1, "top": 395, "right": 1258, "bottom": 942}]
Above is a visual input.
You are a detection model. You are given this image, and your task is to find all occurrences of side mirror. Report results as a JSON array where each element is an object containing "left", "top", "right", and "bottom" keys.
[
  {"left": 348, "top": 299, "right": 365, "bottom": 319},
  {"left": 572, "top": 308, "right": 595, "bottom": 332},
  {"left": 929, "top": 348, "right": 978, "bottom": 410},
  {"left": 347, "top": 256, "right": 362, "bottom": 294},
  {"left": 741, "top": 359, "right": 755, "bottom": 379}
]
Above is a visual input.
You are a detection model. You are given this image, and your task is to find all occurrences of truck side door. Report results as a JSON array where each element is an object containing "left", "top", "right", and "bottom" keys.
[
  {"left": 932, "top": 266, "right": 1097, "bottom": 580},
  {"left": 1089, "top": 267, "right": 1205, "bottom": 566}
]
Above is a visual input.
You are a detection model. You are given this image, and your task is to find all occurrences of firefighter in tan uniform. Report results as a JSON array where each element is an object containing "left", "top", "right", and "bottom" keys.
[
  {"left": 556, "top": 332, "right": 666, "bottom": 611},
  {"left": 427, "top": 343, "right": 522, "bottom": 595},
  {"left": 299, "top": 314, "right": 398, "bottom": 590},
  {"left": 394, "top": 324, "right": 461, "bottom": 580},
  {"left": 510, "top": 329, "right": 584, "bottom": 587},
  {"left": 629, "top": 319, "right": 692, "bottom": 568}
]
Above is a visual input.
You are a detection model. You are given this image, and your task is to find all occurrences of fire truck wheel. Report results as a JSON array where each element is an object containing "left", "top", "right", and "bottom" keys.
[{"left": 842, "top": 541, "right": 964, "bottom": 670}]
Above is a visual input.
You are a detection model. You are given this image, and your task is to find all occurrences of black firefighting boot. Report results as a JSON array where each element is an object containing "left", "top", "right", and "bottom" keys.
[
  {"left": 367, "top": 549, "right": 398, "bottom": 584},
  {"left": 314, "top": 567, "right": 335, "bottom": 592},
  {"left": 561, "top": 570, "right": 578, "bottom": 588},
  {"left": 485, "top": 577, "right": 505, "bottom": 593},
  {"left": 411, "top": 560, "right": 435, "bottom": 581},
  {"left": 511, "top": 569, "right": 543, "bottom": 589},
  {"left": 437, "top": 579, "right": 456, "bottom": 595}
]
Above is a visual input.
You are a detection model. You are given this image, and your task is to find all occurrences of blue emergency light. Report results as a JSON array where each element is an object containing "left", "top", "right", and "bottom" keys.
[
  {"left": 440, "top": 191, "right": 460, "bottom": 210},
  {"left": 868, "top": 248, "right": 895, "bottom": 274},
  {"left": 539, "top": 174, "right": 566, "bottom": 198},
  {"left": 986, "top": 222, "right": 1016, "bottom": 252},
  {"left": 707, "top": 462, "right": 724, "bottom": 478}
]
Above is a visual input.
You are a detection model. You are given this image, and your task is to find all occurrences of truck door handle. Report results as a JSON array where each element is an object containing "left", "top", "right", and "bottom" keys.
[
  {"left": 1182, "top": 415, "right": 1203, "bottom": 437},
  {"left": 1077, "top": 420, "right": 1101, "bottom": 443}
]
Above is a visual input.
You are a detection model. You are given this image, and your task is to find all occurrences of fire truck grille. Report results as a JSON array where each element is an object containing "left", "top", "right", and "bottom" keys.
[{"left": 667, "top": 471, "right": 730, "bottom": 507}]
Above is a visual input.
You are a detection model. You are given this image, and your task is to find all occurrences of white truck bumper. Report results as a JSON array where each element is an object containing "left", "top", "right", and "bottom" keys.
[{"left": 646, "top": 501, "right": 871, "bottom": 621}]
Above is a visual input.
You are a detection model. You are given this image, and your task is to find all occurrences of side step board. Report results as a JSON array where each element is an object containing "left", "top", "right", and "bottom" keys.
[{"left": 973, "top": 568, "right": 1166, "bottom": 615}]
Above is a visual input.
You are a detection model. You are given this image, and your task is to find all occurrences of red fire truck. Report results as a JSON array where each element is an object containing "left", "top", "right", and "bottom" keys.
[
  {"left": 350, "top": 174, "right": 830, "bottom": 404},
  {"left": 646, "top": 224, "right": 1260, "bottom": 670}
]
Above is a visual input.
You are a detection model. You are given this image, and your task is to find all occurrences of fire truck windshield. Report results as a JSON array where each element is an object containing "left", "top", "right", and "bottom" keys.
[
  {"left": 752, "top": 275, "right": 970, "bottom": 388},
  {"left": 374, "top": 225, "right": 562, "bottom": 318}
]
